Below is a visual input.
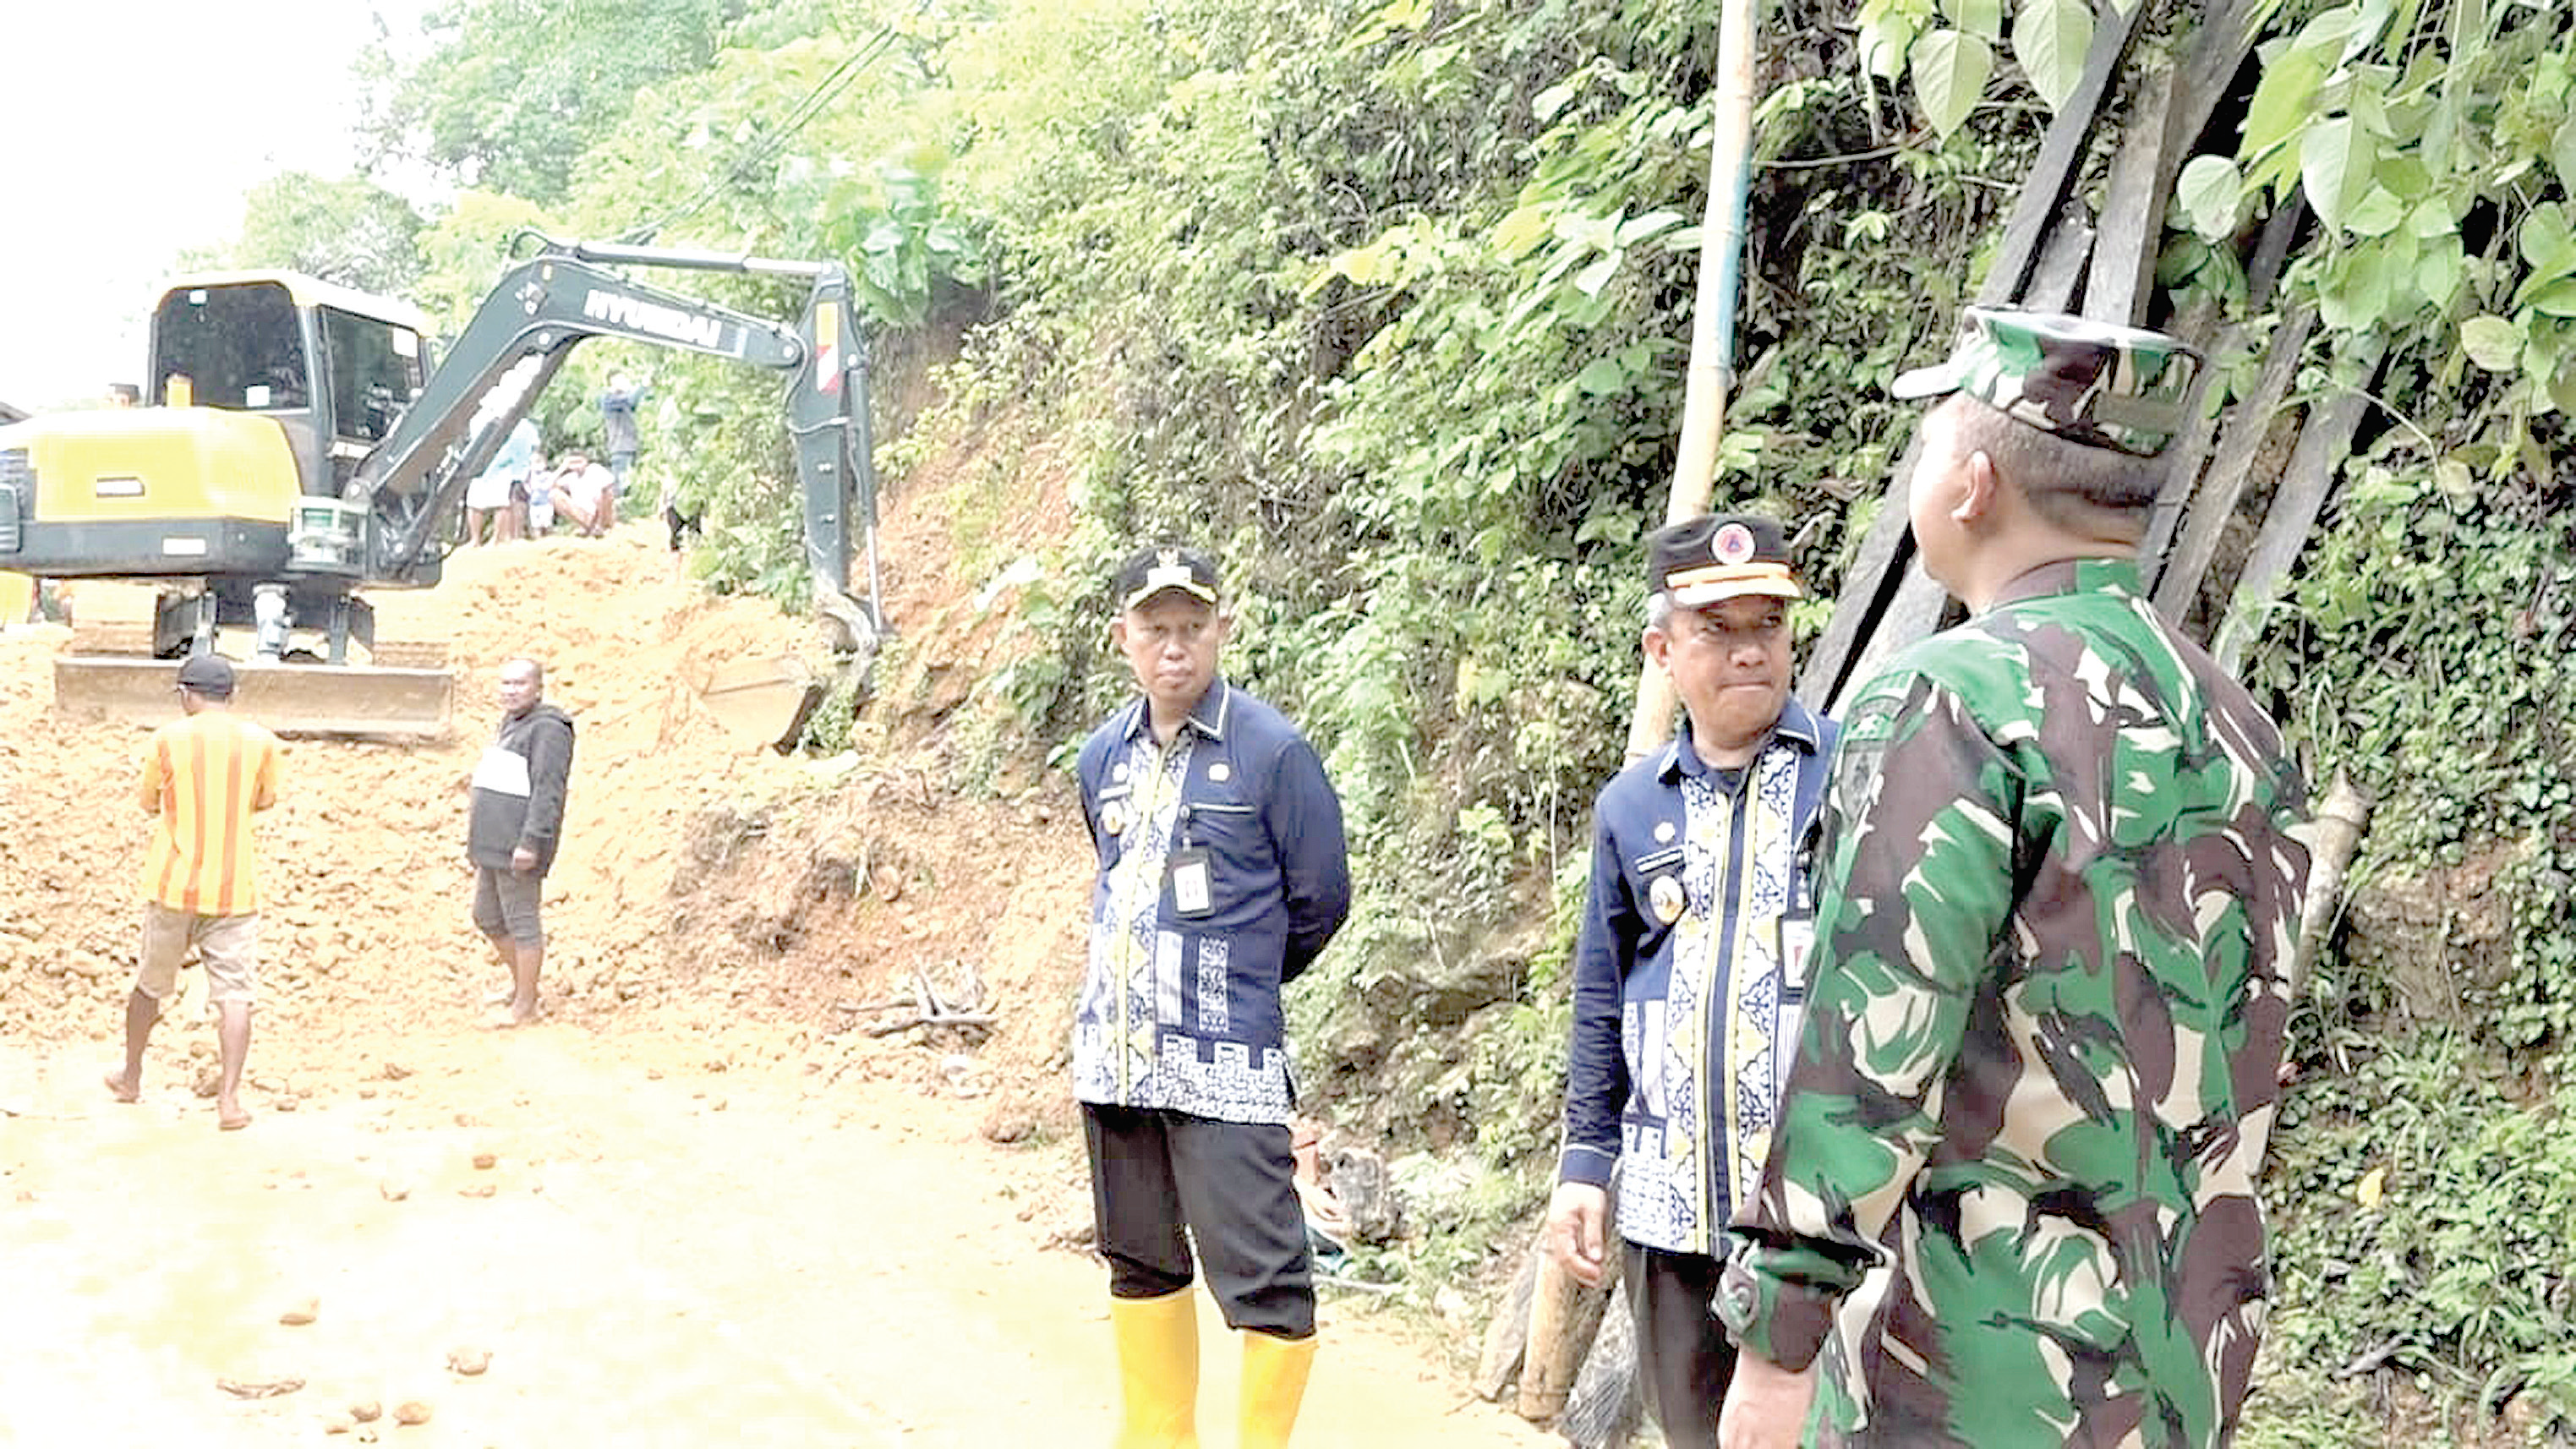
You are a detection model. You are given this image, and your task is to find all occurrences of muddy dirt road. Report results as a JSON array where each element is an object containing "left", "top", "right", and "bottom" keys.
[
  {"left": 0, "top": 1025, "right": 1541, "bottom": 1446},
  {"left": 0, "top": 530, "right": 1546, "bottom": 1446}
]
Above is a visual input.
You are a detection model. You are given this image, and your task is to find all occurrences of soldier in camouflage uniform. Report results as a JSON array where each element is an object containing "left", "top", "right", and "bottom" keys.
[{"left": 1713, "top": 309, "right": 2313, "bottom": 1449}]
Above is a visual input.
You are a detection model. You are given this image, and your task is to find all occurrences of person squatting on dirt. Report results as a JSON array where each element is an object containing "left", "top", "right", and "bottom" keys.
[
  {"left": 548, "top": 450, "right": 618, "bottom": 538},
  {"left": 105, "top": 653, "right": 282, "bottom": 1131},
  {"left": 468, "top": 657, "right": 575, "bottom": 1027},
  {"left": 1713, "top": 309, "right": 2314, "bottom": 1449},
  {"left": 1543, "top": 514, "right": 1836, "bottom": 1449},
  {"left": 1071, "top": 544, "right": 1352, "bottom": 1449}
]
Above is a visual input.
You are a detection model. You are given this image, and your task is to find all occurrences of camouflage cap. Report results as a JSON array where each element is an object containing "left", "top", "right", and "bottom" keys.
[{"left": 1891, "top": 307, "right": 2201, "bottom": 457}]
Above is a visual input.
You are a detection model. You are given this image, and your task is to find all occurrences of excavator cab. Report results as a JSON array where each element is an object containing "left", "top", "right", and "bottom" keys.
[
  {"left": 5, "top": 275, "right": 451, "bottom": 733},
  {"left": 3, "top": 274, "right": 429, "bottom": 586},
  {"left": 147, "top": 276, "right": 429, "bottom": 498}
]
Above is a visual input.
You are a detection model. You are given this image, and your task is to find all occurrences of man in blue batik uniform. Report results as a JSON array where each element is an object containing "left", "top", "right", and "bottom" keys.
[
  {"left": 1073, "top": 544, "right": 1351, "bottom": 1449},
  {"left": 1545, "top": 514, "right": 1837, "bottom": 1449}
]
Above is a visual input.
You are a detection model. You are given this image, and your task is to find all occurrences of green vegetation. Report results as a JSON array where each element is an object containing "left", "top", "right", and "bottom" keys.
[
  {"left": 185, "top": 0, "right": 2576, "bottom": 1435},
  {"left": 178, "top": 171, "right": 427, "bottom": 296}
]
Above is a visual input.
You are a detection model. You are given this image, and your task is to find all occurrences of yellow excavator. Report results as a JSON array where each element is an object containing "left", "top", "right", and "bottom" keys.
[{"left": 0, "top": 236, "right": 883, "bottom": 741}]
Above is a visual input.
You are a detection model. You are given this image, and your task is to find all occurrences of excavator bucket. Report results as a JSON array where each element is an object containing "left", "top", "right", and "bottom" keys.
[
  {"left": 696, "top": 653, "right": 825, "bottom": 752},
  {"left": 52, "top": 655, "right": 454, "bottom": 737}
]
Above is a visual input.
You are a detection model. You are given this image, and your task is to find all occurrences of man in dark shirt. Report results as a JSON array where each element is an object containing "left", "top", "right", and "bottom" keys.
[
  {"left": 599, "top": 372, "right": 643, "bottom": 492},
  {"left": 468, "top": 656, "right": 575, "bottom": 1026},
  {"left": 1072, "top": 544, "right": 1350, "bottom": 1449}
]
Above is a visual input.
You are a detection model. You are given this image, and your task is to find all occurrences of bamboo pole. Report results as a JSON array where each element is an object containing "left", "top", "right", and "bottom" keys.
[
  {"left": 1618, "top": 0, "right": 1766, "bottom": 764},
  {"left": 1522, "top": 0, "right": 1770, "bottom": 1421},
  {"left": 2289, "top": 773, "right": 2371, "bottom": 998}
]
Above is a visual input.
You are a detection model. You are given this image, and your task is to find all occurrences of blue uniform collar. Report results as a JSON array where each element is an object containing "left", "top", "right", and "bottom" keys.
[
  {"left": 1118, "top": 678, "right": 1233, "bottom": 745},
  {"left": 1655, "top": 695, "right": 1824, "bottom": 783}
]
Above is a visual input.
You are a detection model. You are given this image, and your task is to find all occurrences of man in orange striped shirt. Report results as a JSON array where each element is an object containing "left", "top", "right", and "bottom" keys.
[{"left": 104, "top": 653, "right": 282, "bottom": 1131}]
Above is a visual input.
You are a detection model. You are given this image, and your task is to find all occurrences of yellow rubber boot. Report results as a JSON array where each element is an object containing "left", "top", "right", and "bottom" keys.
[
  {"left": 1236, "top": 1331, "right": 1318, "bottom": 1449},
  {"left": 1109, "top": 1289, "right": 1200, "bottom": 1448}
]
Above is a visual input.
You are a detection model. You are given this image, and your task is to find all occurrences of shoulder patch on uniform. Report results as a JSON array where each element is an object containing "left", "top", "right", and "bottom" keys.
[{"left": 1826, "top": 682, "right": 1914, "bottom": 828}]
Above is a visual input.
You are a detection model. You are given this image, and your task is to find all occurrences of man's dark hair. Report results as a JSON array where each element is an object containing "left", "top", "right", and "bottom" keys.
[{"left": 1953, "top": 396, "right": 2170, "bottom": 534}]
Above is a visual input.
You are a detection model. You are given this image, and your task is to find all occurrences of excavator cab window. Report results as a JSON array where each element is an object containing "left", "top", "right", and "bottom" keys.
[
  {"left": 151, "top": 282, "right": 311, "bottom": 413},
  {"left": 319, "top": 305, "right": 424, "bottom": 446}
]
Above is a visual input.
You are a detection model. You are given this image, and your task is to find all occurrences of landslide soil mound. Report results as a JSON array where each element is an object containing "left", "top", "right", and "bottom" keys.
[{"left": 0, "top": 512, "right": 1085, "bottom": 1114}]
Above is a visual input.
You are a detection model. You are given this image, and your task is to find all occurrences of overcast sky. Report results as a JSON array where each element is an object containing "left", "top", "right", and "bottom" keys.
[{"left": 0, "top": 3, "right": 429, "bottom": 409}]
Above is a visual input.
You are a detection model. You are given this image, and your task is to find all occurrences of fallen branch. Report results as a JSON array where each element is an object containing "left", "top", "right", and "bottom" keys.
[
  {"left": 2338, "top": 1338, "right": 2408, "bottom": 1377},
  {"left": 2287, "top": 773, "right": 2372, "bottom": 999},
  {"left": 867, "top": 1011, "right": 998, "bottom": 1038},
  {"left": 860, "top": 965, "right": 998, "bottom": 1036}
]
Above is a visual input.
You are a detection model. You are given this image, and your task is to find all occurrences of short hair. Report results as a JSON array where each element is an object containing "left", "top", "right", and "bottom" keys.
[
  {"left": 1950, "top": 396, "right": 2169, "bottom": 533},
  {"left": 501, "top": 656, "right": 544, "bottom": 686}
]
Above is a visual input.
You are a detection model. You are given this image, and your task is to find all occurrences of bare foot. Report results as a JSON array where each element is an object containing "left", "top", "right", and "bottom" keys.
[
  {"left": 103, "top": 1070, "right": 139, "bottom": 1104},
  {"left": 218, "top": 1105, "right": 252, "bottom": 1131}
]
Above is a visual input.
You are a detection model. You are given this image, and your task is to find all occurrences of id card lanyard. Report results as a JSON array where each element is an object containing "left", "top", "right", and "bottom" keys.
[{"left": 1168, "top": 801, "right": 1213, "bottom": 918}]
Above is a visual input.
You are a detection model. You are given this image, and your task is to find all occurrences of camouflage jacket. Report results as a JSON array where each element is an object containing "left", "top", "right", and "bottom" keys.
[{"left": 1718, "top": 559, "right": 2310, "bottom": 1448}]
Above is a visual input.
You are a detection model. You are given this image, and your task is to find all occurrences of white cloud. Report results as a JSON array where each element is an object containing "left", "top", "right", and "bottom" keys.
[{"left": 0, "top": 2, "right": 429, "bottom": 410}]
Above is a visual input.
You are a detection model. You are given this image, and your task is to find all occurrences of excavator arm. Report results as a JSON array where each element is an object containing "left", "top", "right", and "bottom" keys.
[{"left": 349, "top": 237, "right": 881, "bottom": 648}]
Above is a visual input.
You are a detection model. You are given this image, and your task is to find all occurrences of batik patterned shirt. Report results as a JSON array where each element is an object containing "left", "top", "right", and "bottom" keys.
[
  {"left": 1071, "top": 680, "right": 1350, "bottom": 1125},
  {"left": 1559, "top": 703, "right": 1836, "bottom": 1255},
  {"left": 1718, "top": 559, "right": 2311, "bottom": 1448}
]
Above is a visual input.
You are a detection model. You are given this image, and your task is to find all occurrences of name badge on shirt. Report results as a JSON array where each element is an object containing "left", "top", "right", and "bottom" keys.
[
  {"left": 1648, "top": 872, "right": 1686, "bottom": 925},
  {"left": 1169, "top": 847, "right": 1213, "bottom": 917}
]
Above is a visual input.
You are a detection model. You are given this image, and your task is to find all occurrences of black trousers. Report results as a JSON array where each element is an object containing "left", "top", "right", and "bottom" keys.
[
  {"left": 1083, "top": 1103, "right": 1315, "bottom": 1338},
  {"left": 1625, "top": 1240, "right": 1738, "bottom": 1449},
  {"left": 665, "top": 505, "right": 700, "bottom": 552}
]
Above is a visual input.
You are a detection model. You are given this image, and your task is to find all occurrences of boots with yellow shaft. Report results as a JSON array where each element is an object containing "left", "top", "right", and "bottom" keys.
[
  {"left": 1110, "top": 1289, "right": 1200, "bottom": 1448},
  {"left": 1237, "top": 1331, "right": 1318, "bottom": 1449}
]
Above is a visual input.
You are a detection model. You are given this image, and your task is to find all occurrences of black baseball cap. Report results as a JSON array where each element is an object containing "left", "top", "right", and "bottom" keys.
[
  {"left": 1113, "top": 544, "right": 1222, "bottom": 612},
  {"left": 175, "top": 653, "right": 236, "bottom": 697},
  {"left": 1647, "top": 514, "right": 1803, "bottom": 606}
]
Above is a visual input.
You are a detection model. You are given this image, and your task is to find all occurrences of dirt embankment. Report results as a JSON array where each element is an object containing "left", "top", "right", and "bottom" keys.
[
  {"left": 4, "top": 538, "right": 818, "bottom": 1050},
  {"left": 0, "top": 504, "right": 1100, "bottom": 1102}
]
